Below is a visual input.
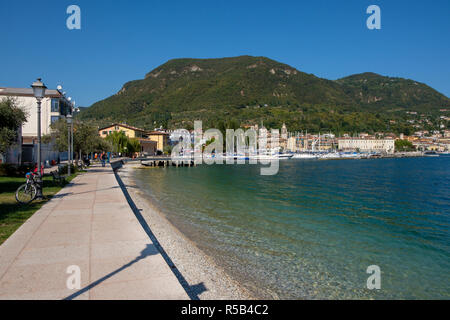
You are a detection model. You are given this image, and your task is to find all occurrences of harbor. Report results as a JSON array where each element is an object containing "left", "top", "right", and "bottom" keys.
[{"left": 130, "top": 151, "right": 437, "bottom": 168}]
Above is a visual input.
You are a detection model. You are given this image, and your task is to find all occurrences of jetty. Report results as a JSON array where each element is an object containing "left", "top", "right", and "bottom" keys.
[{"left": 140, "top": 157, "right": 196, "bottom": 168}]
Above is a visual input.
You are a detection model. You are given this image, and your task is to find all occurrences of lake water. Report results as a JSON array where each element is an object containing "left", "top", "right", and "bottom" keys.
[{"left": 132, "top": 157, "right": 450, "bottom": 299}]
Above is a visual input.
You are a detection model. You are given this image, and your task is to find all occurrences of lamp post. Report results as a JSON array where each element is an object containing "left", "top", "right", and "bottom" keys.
[
  {"left": 67, "top": 114, "right": 72, "bottom": 175},
  {"left": 67, "top": 97, "right": 75, "bottom": 173},
  {"left": 31, "top": 78, "right": 47, "bottom": 199},
  {"left": 71, "top": 101, "right": 75, "bottom": 167}
]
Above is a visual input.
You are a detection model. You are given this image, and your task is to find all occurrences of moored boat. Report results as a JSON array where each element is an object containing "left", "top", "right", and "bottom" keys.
[
  {"left": 292, "top": 153, "right": 317, "bottom": 159},
  {"left": 424, "top": 151, "right": 439, "bottom": 157}
]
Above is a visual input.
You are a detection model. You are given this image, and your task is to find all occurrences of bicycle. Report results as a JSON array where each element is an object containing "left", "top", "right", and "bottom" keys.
[
  {"left": 15, "top": 172, "right": 38, "bottom": 205},
  {"left": 77, "top": 160, "right": 89, "bottom": 171}
]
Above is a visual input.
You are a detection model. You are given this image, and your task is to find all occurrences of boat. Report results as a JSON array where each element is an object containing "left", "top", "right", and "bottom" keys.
[
  {"left": 340, "top": 152, "right": 362, "bottom": 159},
  {"left": 292, "top": 153, "right": 317, "bottom": 159},
  {"left": 278, "top": 153, "right": 294, "bottom": 160},
  {"left": 319, "top": 152, "right": 341, "bottom": 160},
  {"left": 249, "top": 154, "right": 293, "bottom": 161},
  {"left": 423, "top": 151, "right": 440, "bottom": 157}
]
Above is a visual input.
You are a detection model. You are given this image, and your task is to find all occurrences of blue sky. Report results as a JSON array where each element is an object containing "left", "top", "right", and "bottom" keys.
[{"left": 1, "top": 0, "right": 449, "bottom": 107}]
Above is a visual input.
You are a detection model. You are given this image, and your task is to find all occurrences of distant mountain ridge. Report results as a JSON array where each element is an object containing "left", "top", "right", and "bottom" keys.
[{"left": 79, "top": 56, "right": 449, "bottom": 133}]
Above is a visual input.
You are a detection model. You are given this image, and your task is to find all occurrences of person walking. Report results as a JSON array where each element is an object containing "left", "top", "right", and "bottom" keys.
[
  {"left": 33, "top": 163, "right": 44, "bottom": 176},
  {"left": 101, "top": 152, "right": 106, "bottom": 167}
]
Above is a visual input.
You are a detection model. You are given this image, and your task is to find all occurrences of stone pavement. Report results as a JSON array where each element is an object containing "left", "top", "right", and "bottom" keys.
[{"left": 0, "top": 165, "right": 189, "bottom": 300}]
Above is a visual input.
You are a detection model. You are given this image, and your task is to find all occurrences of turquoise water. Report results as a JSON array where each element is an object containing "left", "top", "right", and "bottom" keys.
[{"left": 132, "top": 157, "right": 450, "bottom": 299}]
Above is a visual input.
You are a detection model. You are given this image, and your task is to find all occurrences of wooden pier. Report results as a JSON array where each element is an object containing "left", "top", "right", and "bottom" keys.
[{"left": 139, "top": 157, "right": 196, "bottom": 168}]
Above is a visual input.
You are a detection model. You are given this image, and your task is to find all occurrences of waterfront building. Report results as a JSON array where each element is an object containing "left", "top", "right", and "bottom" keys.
[
  {"left": 146, "top": 131, "right": 170, "bottom": 152},
  {"left": 99, "top": 123, "right": 148, "bottom": 139},
  {"left": 0, "top": 86, "right": 72, "bottom": 164},
  {"left": 338, "top": 138, "right": 395, "bottom": 154},
  {"left": 98, "top": 123, "right": 160, "bottom": 155},
  {"left": 0, "top": 87, "right": 72, "bottom": 143},
  {"left": 412, "top": 136, "right": 450, "bottom": 152},
  {"left": 287, "top": 136, "right": 297, "bottom": 152},
  {"left": 139, "top": 139, "right": 158, "bottom": 155}
]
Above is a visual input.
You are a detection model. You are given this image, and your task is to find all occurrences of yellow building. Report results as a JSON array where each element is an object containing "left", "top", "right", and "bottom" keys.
[
  {"left": 147, "top": 131, "right": 170, "bottom": 152},
  {"left": 99, "top": 123, "right": 170, "bottom": 153},
  {"left": 99, "top": 123, "right": 147, "bottom": 139}
]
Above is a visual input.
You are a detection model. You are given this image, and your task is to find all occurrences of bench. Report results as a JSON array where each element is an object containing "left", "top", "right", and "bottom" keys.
[{"left": 51, "top": 171, "right": 66, "bottom": 185}]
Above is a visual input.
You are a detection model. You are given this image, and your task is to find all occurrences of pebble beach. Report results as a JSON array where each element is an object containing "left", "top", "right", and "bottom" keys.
[{"left": 118, "top": 164, "right": 255, "bottom": 300}]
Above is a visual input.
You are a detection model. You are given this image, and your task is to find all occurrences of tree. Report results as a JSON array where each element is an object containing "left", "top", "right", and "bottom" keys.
[
  {"left": 163, "top": 145, "right": 173, "bottom": 155},
  {"left": 105, "top": 131, "right": 141, "bottom": 156},
  {"left": 43, "top": 119, "right": 111, "bottom": 159},
  {"left": 0, "top": 98, "right": 27, "bottom": 159},
  {"left": 126, "top": 138, "right": 141, "bottom": 155},
  {"left": 395, "top": 139, "right": 415, "bottom": 152},
  {"left": 105, "top": 131, "right": 128, "bottom": 153}
]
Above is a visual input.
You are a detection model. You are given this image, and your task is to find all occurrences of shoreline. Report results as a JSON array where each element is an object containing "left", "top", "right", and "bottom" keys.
[{"left": 117, "top": 164, "right": 256, "bottom": 300}]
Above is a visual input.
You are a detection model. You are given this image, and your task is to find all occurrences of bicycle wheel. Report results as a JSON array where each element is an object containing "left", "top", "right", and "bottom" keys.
[{"left": 15, "top": 183, "right": 37, "bottom": 204}]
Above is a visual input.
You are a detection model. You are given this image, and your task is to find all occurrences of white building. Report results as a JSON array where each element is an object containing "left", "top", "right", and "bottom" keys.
[
  {"left": 0, "top": 86, "right": 72, "bottom": 163},
  {"left": 338, "top": 138, "right": 395, "bottom": 154},
  {"left": 0, "top": 87, "right": 72, "bottom": 143}
]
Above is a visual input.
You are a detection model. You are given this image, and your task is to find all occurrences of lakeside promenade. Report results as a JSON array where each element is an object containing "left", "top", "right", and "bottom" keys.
[{"left": 0, "top": 165, "right": 189, "bottom": 300}]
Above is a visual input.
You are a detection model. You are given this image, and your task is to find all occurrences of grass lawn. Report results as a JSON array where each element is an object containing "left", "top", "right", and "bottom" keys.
[{"left": 0, "top": 173, "right": 79, "bottom": 245}]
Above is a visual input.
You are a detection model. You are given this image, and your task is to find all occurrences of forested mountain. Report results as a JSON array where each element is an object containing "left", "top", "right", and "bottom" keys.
[{"left": 79, "top": 56, "right": 450, "bottom": 134}]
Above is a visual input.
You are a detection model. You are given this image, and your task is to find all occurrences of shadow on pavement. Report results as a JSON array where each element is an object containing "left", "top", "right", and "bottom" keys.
[
  {"left": 114, "top": 171, "right": 207, "bottom": 300},
  {"left": 64, "top": 244, "right": 159, "bottom": 300}
]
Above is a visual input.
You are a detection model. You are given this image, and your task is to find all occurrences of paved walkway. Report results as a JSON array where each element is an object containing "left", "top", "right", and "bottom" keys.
[{"left": 0, "top": 166, "right": 189, "bottom": 300}]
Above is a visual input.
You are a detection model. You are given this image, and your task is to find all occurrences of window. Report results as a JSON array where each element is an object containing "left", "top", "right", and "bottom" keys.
[
  {"left": 51, "top": 116, "right": 60, "bottom": 123},
  {"left": 51, "top": 99, "right": 59, "bottom": 112},
  {"left": 102, "top": 131, "right": 107, "bottom": 135}
]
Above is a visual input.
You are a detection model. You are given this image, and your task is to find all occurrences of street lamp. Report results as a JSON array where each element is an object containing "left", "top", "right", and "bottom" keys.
[
  {"left": 31, "top": 78, "right": 47, "bottom": 199},
  {"left": 66, "top": 97, "right": 76, "bottom": 173},
  {"left": 67, "top": 114, "right": 73, "bottom": 175},
  {"left": 71, "top": 101, "right": 75, "bottom": 167}
]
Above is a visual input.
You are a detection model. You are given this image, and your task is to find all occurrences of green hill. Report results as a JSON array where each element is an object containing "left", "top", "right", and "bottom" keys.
[
  {"left": 79, "top": 56, "right": 450, "bottom": 134},
  {"left": 335, "top": 72, "right": 448, "bottom": 111}
]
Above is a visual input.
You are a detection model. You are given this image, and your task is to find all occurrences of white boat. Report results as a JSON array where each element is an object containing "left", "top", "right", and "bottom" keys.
[
  {"left": 249, "top": 154, "right": 293, "bottom": 161},
  {"left": 340, "top": 152, "right": 362, "bottom": 159},
  {"left": 319, "top": 152, "right": 341, "bottom": 159},
  {"left": 292, "top": 153, "right": 317, "bottom": 159}
]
